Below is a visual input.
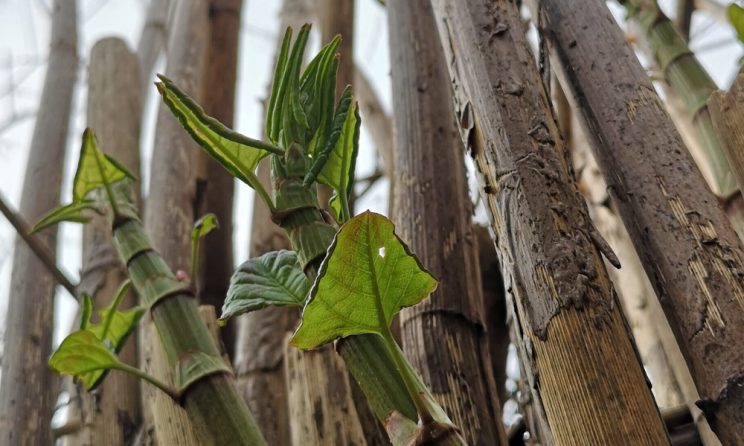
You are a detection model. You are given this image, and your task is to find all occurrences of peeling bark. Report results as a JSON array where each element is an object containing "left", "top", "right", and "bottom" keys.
[
  {"left": 429, "top": 1, "right": 669, "bottom": 444},
  {"left": 0, "top": 1, "right": 78, "bottom": 444},
  {"left": 535, "top": 0, "right": 744, "bottom": 443}
]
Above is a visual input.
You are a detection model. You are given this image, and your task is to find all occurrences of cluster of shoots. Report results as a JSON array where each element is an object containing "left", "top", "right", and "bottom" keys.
[{"left": 36, "top": 24, "right": 465, "bottom": 445}]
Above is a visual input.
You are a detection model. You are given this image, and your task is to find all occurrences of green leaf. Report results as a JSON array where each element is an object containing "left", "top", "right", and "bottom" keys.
[
  {"left": 74, "top": 129, "right": 135, "bottom": 202},
  {"left": 190, "top": 213, "right": 219, "bottom": 281},
  {"left": 192, "top": 213, "right": 219, "bottom": 241},
  {"left": 319, "top": 99, "right": 361, "bottom": 223},
  {"left": 89, "top": 281, "right": 144, "bottom": 354},
  {"left": 156, "top": 75, "right": 282, "bottom": 191},
  {"left": 79, "top": 294, "right": 93, "bottom": 330},
  {"left": 32, "top": 129, "right": 136, "bottom": 232},
  {"left": 729, "top": 3, "right": 744, "bottom": 43},
  {"left": 32, "top": 200, "right": 99, "bottom": 233},
  {"left": 267, "top": 27, "right": 294, "bottom": 144},
  {"left": 55, "top": 281, "right": 144, "bottom": 389},
  {"left": 304, "top": 86, "right": 353, "bottom": 187},
  {"left": 49, "top": 330, "right": 123, "bottom": 390},
  {"left": 221, "top": 250, "right": 310, "bottom": 322},
  {"left": 291, "top": 211, "right": 437, "bottom": 349},
  {"left": 280, "top": 25, "right": 312, "bottom": 147},
  {"left": 300, "top": 36, "right": 341, "bottom": 141}
]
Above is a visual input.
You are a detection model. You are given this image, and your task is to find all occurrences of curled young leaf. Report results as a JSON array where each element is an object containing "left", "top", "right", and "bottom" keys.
[
  {"left": 190, "top": 213, "right": 219, "bottom": 282},
  {"left": 192, "top": 213, "right": 219, "bottom": 240},
  {"left": 221, "top": 250, "right": 310, "bottom": 322},
  {"left": 291, "top": 211, "right": 437, "bottom": 349}
]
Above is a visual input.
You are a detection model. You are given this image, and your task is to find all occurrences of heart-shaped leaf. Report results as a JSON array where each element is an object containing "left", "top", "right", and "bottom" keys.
[
  {"left": 291, "top": 211, "right": 437, "bottom": 349},
  {"left": 58, "top": 281, "right": 144, "bottom": 389},
  {"left": 33, "top": 129, "right": 134, "bottom": 233},
  {"left": 49, "top": 330, "right": 124, "bottom": 390},
  {"left": 221, "top": 250, "right": 310, "bottom": 322},
  {"left": 73, "top": 128, "right": 135, "bottom": 202}
]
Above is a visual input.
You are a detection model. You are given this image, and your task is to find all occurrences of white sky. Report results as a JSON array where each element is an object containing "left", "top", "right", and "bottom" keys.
[{"left": 0, "top": 0, "right": 740, "bottom": 352}]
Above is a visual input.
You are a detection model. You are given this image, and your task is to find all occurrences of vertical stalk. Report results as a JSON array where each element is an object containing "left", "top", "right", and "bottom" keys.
[
  {"left": 0, "top": 1, "right": 77, "bottom": 444},
  {"left": 388, "top": 1, "right": 507, "bottom": 444},
  {"left": 140, "top": 1, "right": 208, "bottom": 441},
  {"left": 428, "top": 0, "right": 670, "bottom": 443},
  {"left": 536, "top": 0, "right": 744, "bottom": 443},
  {"left": 112, "top": 218, "right": 266, "bottom": 445}
]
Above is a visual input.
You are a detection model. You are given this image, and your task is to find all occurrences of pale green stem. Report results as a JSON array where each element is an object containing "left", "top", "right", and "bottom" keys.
[{"left": 113, "top": 362, "right": 179, "bottom": 400}]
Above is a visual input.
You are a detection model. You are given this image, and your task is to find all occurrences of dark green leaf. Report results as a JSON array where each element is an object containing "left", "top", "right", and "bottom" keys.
[
  {"left": 221, "top": 250, "right": 310, "bottom": 322},
  {"left": 300, "top": 36, "right": 341, "bottom": 139},
  {"left": 304, "top": 86, "right": 353, "bottom": 187},
  {"left": 280, "top": 25, "right": 312, "bottom": 147},
  {"left": 156, "top": 75, "right": 282, "bottom": 190},
  {"left": 291, "top": 211, "right": 437, "bottom": 349},
  {"left": 318, "top": 98, "right": 361, "bottom": 222}
]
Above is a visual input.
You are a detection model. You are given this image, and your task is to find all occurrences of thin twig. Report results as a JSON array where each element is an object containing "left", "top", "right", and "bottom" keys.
[{"left": 0, "top": 192, "right": 78, "bottom": 297}]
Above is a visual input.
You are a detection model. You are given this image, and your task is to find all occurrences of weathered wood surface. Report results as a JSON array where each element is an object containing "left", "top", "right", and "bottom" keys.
[
  {"left": 430, "top": 0, "right": 670, "bottom": 444},
  {"left": 536, "top": 0, "right": 744, "bottom": 443},
  {"left": 388, "top": 1, "right": 506, "bottom": 444},
  {"left": 0, "top": 1, "right": 78, "bottom": 444}
]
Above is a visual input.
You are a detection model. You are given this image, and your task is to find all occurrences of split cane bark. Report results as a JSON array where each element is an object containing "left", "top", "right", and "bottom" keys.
[
  {"left": 388, "top": 1, "right": 506, "bottom": 444},
  {"left": 429, "top": 0, "right": 669, "bottom": 444},
  {"left": 0, "top": 1, "right": 77, "bottom": 444},
  {"left": 535, "top": 0, "right": 744, "bottom": 443}
]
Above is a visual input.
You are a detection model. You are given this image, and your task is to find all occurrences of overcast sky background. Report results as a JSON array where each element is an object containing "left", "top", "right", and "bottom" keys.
[{"left": 0, "top": 0, "right": 740, "bottom": 357}]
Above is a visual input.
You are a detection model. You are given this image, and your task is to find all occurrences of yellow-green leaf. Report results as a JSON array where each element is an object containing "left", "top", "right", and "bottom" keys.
[
  {"left": 192, "top": 213, "right": 219, "bottom": 242},
  {"left": 291, "top": 211, "right": 437, "bottom": 349},
  {"left": 156, "top": 75, "right": 281, "bottom": 189},
  {"left": 74, "top": 129, "right": 135, "bottom": 202},
  {"left": 49, "top": 330, "right": 123, "bottom": 390},
  {"left": 32, "top": 200, "right": 99, "bottom": 233}
]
